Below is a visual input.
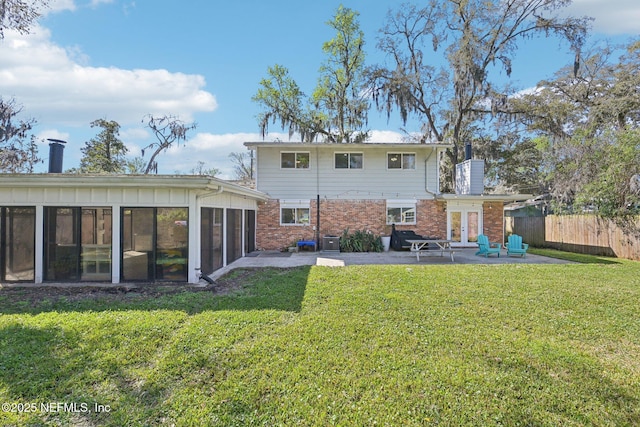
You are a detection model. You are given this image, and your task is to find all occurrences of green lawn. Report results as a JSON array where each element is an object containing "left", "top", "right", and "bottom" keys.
[{"left": 1, "top": 254, "right": 639, "bottom": 426}]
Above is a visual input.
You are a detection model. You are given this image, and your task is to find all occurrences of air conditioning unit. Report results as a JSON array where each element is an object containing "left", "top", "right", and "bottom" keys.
[{"left": 322, "top": 235, "right": 340, "bottom": 252}]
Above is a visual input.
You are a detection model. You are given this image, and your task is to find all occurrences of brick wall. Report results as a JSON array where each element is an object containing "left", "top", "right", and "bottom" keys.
[
  {"left": 483, "top": 201, "right": 505, "bottom": 243},
  {"left": 256, "top": 199, "right": 448, "bottom": 251},
  {"left": 255, "top": 199, "right": 316, "bottom": 250}
]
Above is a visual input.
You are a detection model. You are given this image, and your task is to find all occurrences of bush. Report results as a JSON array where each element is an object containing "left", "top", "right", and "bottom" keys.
[{"left": 339, "top": 228, "right": 383, "bottom": 252}]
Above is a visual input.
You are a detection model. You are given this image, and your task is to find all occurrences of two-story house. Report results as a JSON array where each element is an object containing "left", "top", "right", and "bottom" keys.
[{"left": 245, "top": 141, "right": 526, "bottom": 250}]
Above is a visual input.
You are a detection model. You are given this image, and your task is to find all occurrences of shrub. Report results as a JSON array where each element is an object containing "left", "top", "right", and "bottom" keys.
[{"left": 339, "top": 228, "right": 383, "bottom": 252}]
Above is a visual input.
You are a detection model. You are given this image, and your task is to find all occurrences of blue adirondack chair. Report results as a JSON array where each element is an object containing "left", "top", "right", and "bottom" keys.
[
  {"left": 506, "top": 234, "right": 529, "bottom": 257},
  {"left": 475, "top": 234, "right": 501, "bottom": 257}
]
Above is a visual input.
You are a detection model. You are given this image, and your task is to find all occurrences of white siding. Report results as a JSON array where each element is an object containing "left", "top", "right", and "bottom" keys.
[
  {"left": 200, "top": 192, "right": 258, "bottom": 210},
  {"left": 0, "top": 186, "right": 193, "bottom": 206},
  {"left": 255, "top": 145, "right": 440, "bottom": 200}
]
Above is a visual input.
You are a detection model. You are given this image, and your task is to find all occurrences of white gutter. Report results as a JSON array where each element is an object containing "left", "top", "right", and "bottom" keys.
[{"left": 424, "top": 148, "right": 438, "bottom": 197}]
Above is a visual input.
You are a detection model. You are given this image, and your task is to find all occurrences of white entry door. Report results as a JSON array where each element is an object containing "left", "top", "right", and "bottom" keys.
[{"left": 448, "top": 206, "right": 482, "bottom": 247}]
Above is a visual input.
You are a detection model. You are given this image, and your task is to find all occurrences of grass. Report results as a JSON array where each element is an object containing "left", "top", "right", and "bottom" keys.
[
  {"left": 1, "top": 255, "right": 639, "bottom": 426},
  {"left": 528, "top": 247, "right": 623, "bottom": 264}
]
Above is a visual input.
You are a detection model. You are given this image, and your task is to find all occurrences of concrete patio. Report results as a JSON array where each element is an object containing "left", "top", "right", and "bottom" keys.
[{"left": 209, "top": 248, "right": 571, "bottom": 281}]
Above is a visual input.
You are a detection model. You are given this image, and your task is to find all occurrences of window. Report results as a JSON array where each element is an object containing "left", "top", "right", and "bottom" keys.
[
  {"left": 1, "top": 207, "right": 35, "bottom": 282},
  {"left": 386, "top": 201, "right": 417, "bottom": 225},
  {"left": 281, "top": 152, "right": 310, "bottom": 169},
  {"left": 121, "top": 207, "right": 188, "bottom": 282},
  {"left": 44, "top": 207, "right": 112, "bottom": 282},
  {"left": 281, "top": 208, "right": 310, "bottom": 225},
  {"left": 280, "top": 201, "right": 310, "bottom": 225},
  {"left": 335, "top": 152, "right": 363, "bottom": 169},
  {"left": 388, "top": 153, "right": 416, "bottom": 170},
  {"left": 201, "top": 208, "right": 223, "bottom": 274},
  {"left": 226, "top": 209, "right": 243, "bottom": 264}
]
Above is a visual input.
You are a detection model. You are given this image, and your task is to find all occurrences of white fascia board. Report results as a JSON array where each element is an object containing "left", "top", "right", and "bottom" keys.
[{"left": 439, "top": 193, "right": 533, "bottom": 202}]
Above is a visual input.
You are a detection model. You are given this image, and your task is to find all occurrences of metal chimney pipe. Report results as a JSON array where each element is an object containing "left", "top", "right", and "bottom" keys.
[
  {"left": 464, "top": 142, "right": 472, "bottom": 161},
  {"left": 47, "top": 139, "right": 67, "bottom": 173}
]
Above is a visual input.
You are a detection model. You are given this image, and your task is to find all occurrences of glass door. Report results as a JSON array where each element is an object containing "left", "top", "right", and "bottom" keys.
[
  {"left": 448, "top": 206, "right": 482, "bottom": 246},
  {"left": 122, "top": 208, "right": 154, "bottom": 281},
  {"left": 121, "top": 207, "right": 189, "bottom": 282},
  {"left": 44, "top": 207, "right": 113, "bottom": 282},
  {"left": 2, "top": 207, "right": 36, "bottom": 282}
]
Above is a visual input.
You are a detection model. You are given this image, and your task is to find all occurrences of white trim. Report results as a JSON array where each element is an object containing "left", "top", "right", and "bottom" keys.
[
  {"left": 111, "top": 204, "right": 121, "bottom": 284},
  {"left": 447, "top": 203, "right": 483, "bottom": 247},
  {"left": 34, "top": 205, "right": 44, "bottom": 284},
  {"left": 280, "top": 200, "right": 311, "bottom": 209},
  {"left": 280, "top": 199, "right": 311, "bottom": 226},
  {"left": 188, "top": 193, "right": 199, "bottom": 284},
  {"left": 386, "top": 199, "right": 417, "bottom": 225}
]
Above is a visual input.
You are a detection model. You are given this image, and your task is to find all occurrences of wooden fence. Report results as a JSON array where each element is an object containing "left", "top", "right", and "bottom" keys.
[{"left": 505, "top": 215, "right": 640, "bottom": 261}]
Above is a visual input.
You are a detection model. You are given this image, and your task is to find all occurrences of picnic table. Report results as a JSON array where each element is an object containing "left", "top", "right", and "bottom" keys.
[{"left": 407, "top": 239, "right": 456, "bottom": 262}]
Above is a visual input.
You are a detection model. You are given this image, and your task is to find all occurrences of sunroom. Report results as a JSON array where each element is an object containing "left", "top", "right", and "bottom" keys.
[{"left": 0, "top": 174, "right": 267, "bottom": 285}]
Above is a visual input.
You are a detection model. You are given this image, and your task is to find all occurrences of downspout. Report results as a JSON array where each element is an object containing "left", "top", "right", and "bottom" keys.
[
  {"left": 424, "top": 148, "right": 438, "bottom": 197},
  {"left": 202, "top": 182, "right": 225, "bottom": 198}
]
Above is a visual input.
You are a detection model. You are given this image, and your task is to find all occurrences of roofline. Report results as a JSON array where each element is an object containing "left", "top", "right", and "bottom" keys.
[
  {"left": 0, "top": 174, "right": 269, "bottom": 200},
  {"left": 439, "top": 193, "right": 533, "bottom": 202},
  {"left": 244, "top": 141, "right": 454, "bottom": 149}
]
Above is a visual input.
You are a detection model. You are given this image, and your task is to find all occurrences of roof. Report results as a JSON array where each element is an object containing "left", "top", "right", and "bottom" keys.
[
  {"left": 0, "top": 174, "right": 268, "bottom": 201},
  {"left": 244, "top": 141, "right": 454, "bottom": 149}
]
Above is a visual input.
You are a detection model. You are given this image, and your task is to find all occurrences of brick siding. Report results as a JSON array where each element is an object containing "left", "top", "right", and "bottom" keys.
[
  {"left": 256, "top": 199, "right": 449, "bottom": 251},
  {"left": 483, "top": 201, "right": 505, "bottom": 244}
]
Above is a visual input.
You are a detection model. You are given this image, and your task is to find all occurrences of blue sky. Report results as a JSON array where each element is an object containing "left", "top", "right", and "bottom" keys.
[{"left": 1, "top": 0, "right": 639, "bottom": 177}]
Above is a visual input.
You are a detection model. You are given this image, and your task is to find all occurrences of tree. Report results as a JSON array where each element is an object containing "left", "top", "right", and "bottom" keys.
[
  {"left": 0, "top": 0, "right": 49, "bottom": 39},
  {"left": 229, "top": 151, "right": 253, "bottom": 181},
  {"left": 369, "top": 0, "right": 591, "bottom": 186},
  {"left": 77, "top": 119, "right": 128, "bottom": 173},
  {"left": 140, "top": 114, "right": 196, "bottom": 174},
  {"left": 512, "top": 40, "right": 640, "bottom": 142},
  {"left": 509, "top": 39, "right": 640, "bottom": 213},
  {"left": 312, "top": 5, "right": 369, "bottom": 143},
  {"left": 0, "top": 97, "right": 41, "bottom": 173},
  {"left": 126, "top": 157, "right": 147, "bottom": 174},
  {"left": 253, "top": 5, "right": 369, "bottom": 143},
  {"left": 189, "top": 161, "right": 219, "bottom": 176},
  {"left": 575, "top": 129, "right": 640, "bottom": 220}
]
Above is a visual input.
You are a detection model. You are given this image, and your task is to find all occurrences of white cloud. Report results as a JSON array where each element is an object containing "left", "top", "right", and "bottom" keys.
[
  {"left": 0, "top": 26, "right": 218, "bottom": 126},
  {"left": 90, "top": 0, "right": 114, "bottom": 6},
  {"left": 35, "top": 129, "right": 70, "bottom": 145},
  {"left": 563, "top": 0, "right": 640, "bottom": 34},
  {"left": 368, "top": 130, "right": 405, "bottom": 143},
  {"left": 161, "top": 132, "right": 279, "bottom": 178},
  {"left": 45, "top": 0, "right": 77, "bottom": 14}
]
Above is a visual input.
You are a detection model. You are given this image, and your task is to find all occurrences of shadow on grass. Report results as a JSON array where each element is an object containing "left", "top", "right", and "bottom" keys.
[
  {"left": 483, "top": 341, "right": 640, "bottom": 426},
  {"left": 529, "top": 249, "right": 623, "bottom": 264},
  {"left": 0, "top": 267, "right": 311, "bottom": 315},
  {"left": 0, "top": 324, "right": 168, "bottom": 426}
]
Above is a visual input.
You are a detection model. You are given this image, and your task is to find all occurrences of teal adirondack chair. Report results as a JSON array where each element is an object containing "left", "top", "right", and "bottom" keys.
[
  {"left": 506, "top": 234, "right": 529, "bottom": 257},
  {"left": 475, "top": 234, "right": 501, "bottom": 257}
]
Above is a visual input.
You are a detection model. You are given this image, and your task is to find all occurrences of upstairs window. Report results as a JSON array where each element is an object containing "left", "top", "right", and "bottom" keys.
[
  {"left": 388, "top": 153, "right": 416, "bottom": 170},
  {"left": 281, "top": 152, "right": 310, "bottom": 169},
  {"left": 335, "top": 152, "right": 363, "bottom": 169}
]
